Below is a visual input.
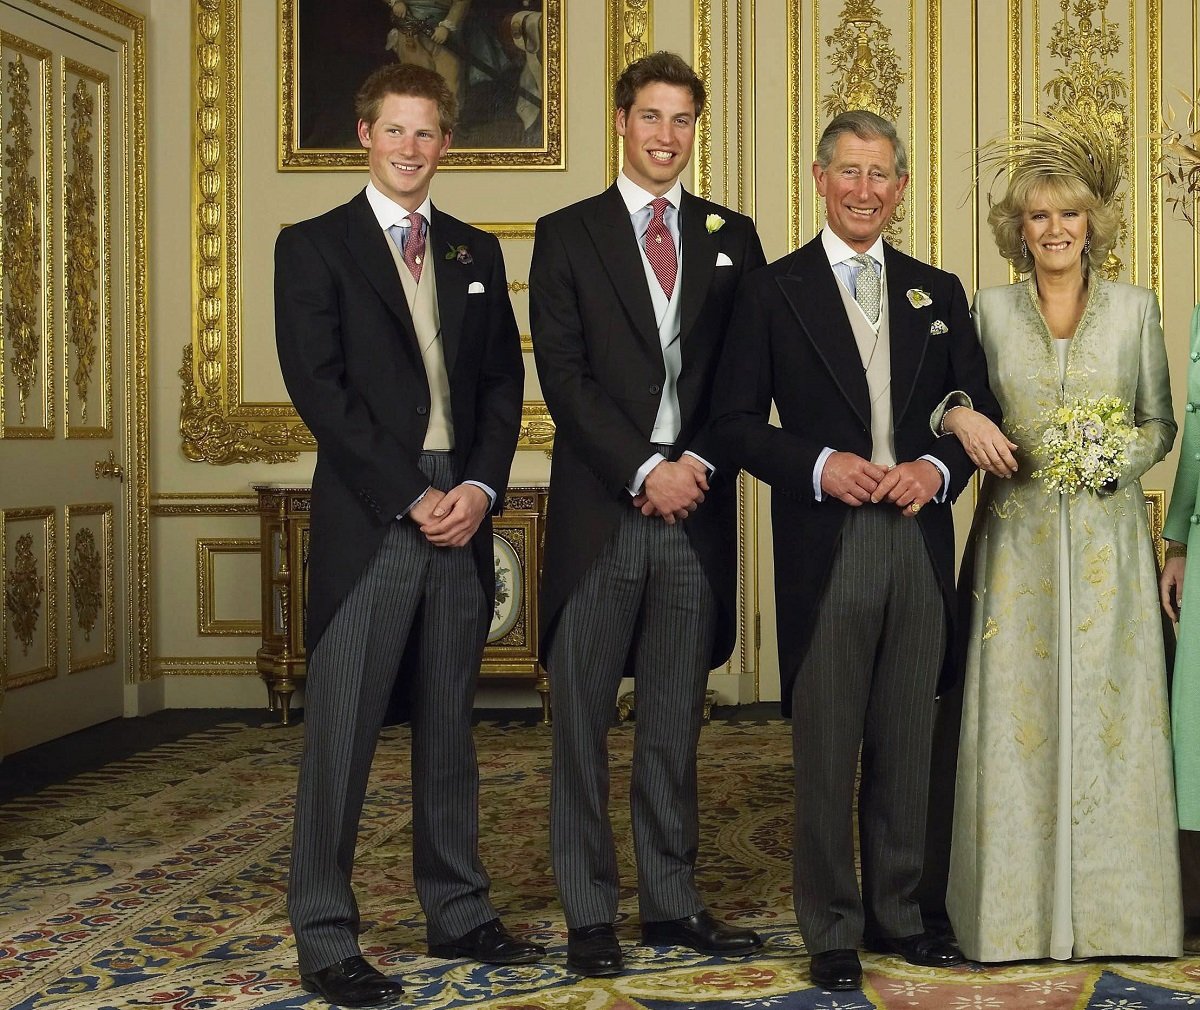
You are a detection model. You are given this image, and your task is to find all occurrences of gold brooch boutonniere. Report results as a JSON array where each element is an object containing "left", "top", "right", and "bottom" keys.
[
  {"left": 906, "top": 287, "right": 933, "bottom": 308},
  {"left": 445, "top": 243, "right": 473, "bottom": 264},
  {"left": 705, "top": 213, "right": 725, "bottom": 234}
]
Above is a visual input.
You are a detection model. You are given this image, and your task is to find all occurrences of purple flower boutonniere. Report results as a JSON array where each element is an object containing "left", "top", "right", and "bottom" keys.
[{"left": 445, "top": 243, "right": 473, "bottom": 264}]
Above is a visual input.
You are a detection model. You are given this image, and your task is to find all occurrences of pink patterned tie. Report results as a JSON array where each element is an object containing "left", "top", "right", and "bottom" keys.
[
  {"left": 402, "top": 211, "right": 425, "bottom": 282},
  {"left": 644, "top": 197, "right": 677, "bottom": 299}
]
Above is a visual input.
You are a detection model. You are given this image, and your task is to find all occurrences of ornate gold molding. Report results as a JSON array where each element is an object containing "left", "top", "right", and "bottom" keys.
[
  {"left": 606, "top": 0, "right": 652, "bottom": 184},
  {"left": 196, "top": 537, "right": 260, "bottom": 636},
  {"left": 5, "top": 532, "right": 44, "bottom": 655},
  {"left": 65, "top": 503, "right": 114, "bottom": 675},
  {"left": 71, "top": 528, "right": 101, "bottom": 639},
  {"left": 3, "top": 507, "right": 57, "bottom": 689},
  {"left": 517, "top": 400, "right": 554, "bottom": 454},
  {"left": 64, "top": 75, "right": 99, "bottom": 424},
  {"left": 150, "top": 655, "right": 258, "bottom": 677},
  {"left": 694, "top": 0, "right": 712, "bottom": 199},
  {"left": 4, "top": 51, "right": 39, "bottom": 425},
  {"left": 186, "top": 1, "right": 314, "bottom": 463},
  {"left": 1, "top": 36, "right": 53, "bottom": 439}
]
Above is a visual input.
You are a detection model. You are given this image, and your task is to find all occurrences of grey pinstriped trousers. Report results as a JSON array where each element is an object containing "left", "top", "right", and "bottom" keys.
[
  {"left": 549, "top": 502, "right": 718, "bottom": 928},
  {"left": 287, "top": 453, "right": 498, "bottom": 974},
  {"left": 790, "top": 504, "right": 946, "bottom": 955}
]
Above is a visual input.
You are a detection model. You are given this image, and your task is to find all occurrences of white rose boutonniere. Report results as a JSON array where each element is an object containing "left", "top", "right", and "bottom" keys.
[
  {"left": 906, "top": 287, "right": 933, "bottom": 308},
  {"left": 705, "top": 213, "right": 725, "bottom": 234}
]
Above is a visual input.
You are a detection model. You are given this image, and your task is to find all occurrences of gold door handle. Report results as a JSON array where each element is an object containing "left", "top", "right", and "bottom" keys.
[{"left": 94, "top": 450, "right": 124, "bottom": 482}]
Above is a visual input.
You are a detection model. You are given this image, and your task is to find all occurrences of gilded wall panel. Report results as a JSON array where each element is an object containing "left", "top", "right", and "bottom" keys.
[
  {"left": 1, "top": 36, "right": 53, "bottom": 439},
  {"left": 62, "top": 61, "right": 111, "bottom": 438},
  {"left": 788, "top": 0, "right": 941, "bottom": 260},
  {"left": 1003, "top": 0, "right": 1160, "bottom": 292},
  {"left": 196, "top": 536, "right": 261, "bottom": 636},
  {"left": 65, "top": 503, "right": 114, "bottom": 673},
  {"left": 3, "top": 508, "right": 57, "bottom": 689}
]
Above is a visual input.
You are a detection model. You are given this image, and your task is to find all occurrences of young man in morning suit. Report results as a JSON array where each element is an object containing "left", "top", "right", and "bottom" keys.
[
  {"left": 712, "top": 110, "right": 1001, "bottom": 991},
  {"left": 275, "top": 64, "right": 540, "bottom": 1009},
  {"left": 529, "top": 51, "right": 767, "bottom": 978}
]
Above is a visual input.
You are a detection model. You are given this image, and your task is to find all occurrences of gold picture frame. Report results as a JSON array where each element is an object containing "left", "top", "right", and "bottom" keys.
[{"left": 279, "top": 0, "right": 564, "bottom": 171}]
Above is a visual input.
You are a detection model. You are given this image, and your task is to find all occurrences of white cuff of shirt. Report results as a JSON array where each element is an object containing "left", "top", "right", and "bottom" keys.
[
  {"left": 629, "top": 452, "right": 667, "bottom": 496},
  {"left": 682, "top": 449, "right": 714, "bottom": 476},
  {"left": 398, "top": 486, "right": 432, "bottom": 519},
  {"left": 813, "top": 446, "right": 837, "bottom": 501},
  {"left": 918, "top": 455, "right": 950, "bottom": 503}
]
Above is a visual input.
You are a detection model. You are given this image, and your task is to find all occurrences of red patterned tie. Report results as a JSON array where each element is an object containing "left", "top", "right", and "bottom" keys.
[
  {"left": 644, "top": 197, "right": 677, "bottom": 299},
  {"left": 402, "top": 211, "right": 425, "bottom": 282}
]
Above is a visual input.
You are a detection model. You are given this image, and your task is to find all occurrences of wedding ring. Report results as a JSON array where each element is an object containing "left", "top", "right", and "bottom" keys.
[{"left": 911, "top": 501, "right": 923, "bottom": 514}]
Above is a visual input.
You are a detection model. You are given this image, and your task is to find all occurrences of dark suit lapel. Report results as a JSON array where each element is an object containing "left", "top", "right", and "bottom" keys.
[
  {"left": 678, "top": 190, "right": 715, "bottom": 343},
  {"left": 342, "top": 190, "right": 420, "bottom": 354},
  {"left": 583, "top": 185, "right": 661, "bottom": 350},
  {"left": 776, "top": 238, "right": 871, "bottom": 429},
  {"left": 430, "top": 206, "right": 467, "bottom": 376},
  {"left": 884, "top": 245, "right": 931, "bottom": 425}
]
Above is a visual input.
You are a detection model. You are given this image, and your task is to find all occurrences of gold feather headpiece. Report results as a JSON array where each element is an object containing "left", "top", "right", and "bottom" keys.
[
  {"left": 1160, "top": 89, "right": 1200, "bottom": 224},
  {"left": 977, "top": 114, "right": 1123, "bottom": 208}
]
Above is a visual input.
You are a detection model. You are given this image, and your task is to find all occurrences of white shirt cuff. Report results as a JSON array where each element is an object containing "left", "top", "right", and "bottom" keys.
[
  {"left": 463, "top": 480, "right": 497, "bottom": 511},
  {"left": 919, "top": 454, "right": 950, "bottom": 503},
  {"left": 682, "top": 449, "right": 714, "bottom": 476},
  {"left": 813, "top": 446, "right": 836, "bottom": 501},
  {"left": 398, "top": 485, "right": 432, "bottom": 519},
  {"left": 629, "top": 452, "right": 667, "bottom": 496}
]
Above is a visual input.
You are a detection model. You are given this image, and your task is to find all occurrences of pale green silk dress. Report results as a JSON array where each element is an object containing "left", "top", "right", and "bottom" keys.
[
  {"left": 1162, "top": 304, "right": 1200, "bottom": 832},
  {"left": 946, "top": 278, "right": 1183, "bottom": 961}
]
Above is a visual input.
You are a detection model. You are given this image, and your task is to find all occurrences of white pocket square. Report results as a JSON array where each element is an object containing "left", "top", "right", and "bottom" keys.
[
  {"left": 930, "top": 319, "right": 948, "bottom": 335},
  {"left": 467, "top": 281, "right": 486, "bottom": 294},
  {"left": 715, "top": 252, "right": 733, "bottom": 267}
]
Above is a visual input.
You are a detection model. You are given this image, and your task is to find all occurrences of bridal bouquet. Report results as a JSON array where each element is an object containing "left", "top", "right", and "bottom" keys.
[{"left": 1031, "top": 395, "right": 1135, "bottom": 494}]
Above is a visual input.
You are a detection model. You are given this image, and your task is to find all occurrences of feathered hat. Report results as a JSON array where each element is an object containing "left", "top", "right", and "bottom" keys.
[{"left": 977, "top": 112, "right": 1124, "bottom": 206}]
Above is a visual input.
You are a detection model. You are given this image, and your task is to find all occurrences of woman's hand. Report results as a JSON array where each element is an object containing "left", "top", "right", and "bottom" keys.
[
  {"left": 942, "top": 407, "right": 1020, "bottom": 478},
  {"left": 1161, "top": 550, "right": 1186, "bottom": 622}
]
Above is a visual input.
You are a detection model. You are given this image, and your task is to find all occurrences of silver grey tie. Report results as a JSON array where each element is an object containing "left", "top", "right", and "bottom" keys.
[{"left": 851, "top": 253, "right": 880, "bottom": 324}]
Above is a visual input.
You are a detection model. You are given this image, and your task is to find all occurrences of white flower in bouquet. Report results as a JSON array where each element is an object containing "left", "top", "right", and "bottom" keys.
[{"left": 1031, "top": 395, "right": 1135, "bottom": 495}]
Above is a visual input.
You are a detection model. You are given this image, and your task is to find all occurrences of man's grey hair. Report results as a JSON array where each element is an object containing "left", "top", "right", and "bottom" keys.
[{"left": 815, "top": 110, "right": 909, "bottom": 178}]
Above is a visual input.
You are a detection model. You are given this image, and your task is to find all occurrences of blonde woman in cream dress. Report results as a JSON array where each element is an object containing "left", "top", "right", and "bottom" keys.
[{"left": 938, "top": 126, "right": 1183, "bottom": 962}]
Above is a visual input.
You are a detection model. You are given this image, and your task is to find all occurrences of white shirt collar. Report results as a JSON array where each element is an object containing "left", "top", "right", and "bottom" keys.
[
  {"left": 821, "top": 226, "right": 885, "bottom": 270},
  {"left": 365, "top": 182, "right": 432, "bottom": 231},
  {"left": 616, "top": 171, "right": 683, "bottom": 216}
]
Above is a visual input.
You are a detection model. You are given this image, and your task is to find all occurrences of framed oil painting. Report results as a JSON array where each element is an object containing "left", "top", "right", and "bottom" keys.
[{"left": 279, "top": 0, "right": 563, "bottom": 169}]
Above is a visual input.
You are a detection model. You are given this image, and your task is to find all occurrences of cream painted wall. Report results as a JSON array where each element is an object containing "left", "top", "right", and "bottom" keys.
[{"left": 135, "top": 1, "right": 1200, "bottom": 712}]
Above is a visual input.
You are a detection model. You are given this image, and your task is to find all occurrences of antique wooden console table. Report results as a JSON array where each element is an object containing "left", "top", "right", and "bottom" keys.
[{"left": 252, "top": 483, "right": 550, "bottom": 724}]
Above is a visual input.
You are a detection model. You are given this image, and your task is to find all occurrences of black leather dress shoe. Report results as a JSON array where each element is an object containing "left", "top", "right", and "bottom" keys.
[
  {"left": 299, "top": 956, "right": 404, "bottom": 1008},
  {"left": 567, "top": 923, "right": 624, "bottom": 977},
  {"left": 809, "top": 948, "right": 863, "bottom": 991},
  {"left": 641, "top": 910, "right": 763, "bottom": 955},
  {"left": 866, "top": 931, "right": 965, "bottom": 967},
  {"left": 427, "top": 917, "right": 545, "bottom": 964}
]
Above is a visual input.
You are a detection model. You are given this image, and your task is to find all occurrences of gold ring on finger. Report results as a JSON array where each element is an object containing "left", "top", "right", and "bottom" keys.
[{"left": 911, "top": 501, "right": 923, "bottom": 514}]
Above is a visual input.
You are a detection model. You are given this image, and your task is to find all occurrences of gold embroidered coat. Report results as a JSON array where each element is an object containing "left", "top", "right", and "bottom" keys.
[{"left": 947, "top": 278, "right": 1183, "bottom": 961}]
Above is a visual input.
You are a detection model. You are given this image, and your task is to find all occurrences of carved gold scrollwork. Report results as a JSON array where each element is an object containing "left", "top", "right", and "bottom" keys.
[
  {"left": 65, "top": 78, "right": 100, "bottom": 422},
  {"left": 1043, "top": 0, "right": 1127, "bottom": 278},
  {"left": 4, "top": 533, "right": 44, "bottom": 655},
  {"left": 517, "top": 401, "right": 555, "bottom": 457},
  {"left": 70, "top": 527, "right": 102, "bottom": 640},
  {"left": 179, "top": 345, "right": 309, "bottom": 464},
  {"left": 822, "top": 0, "right": 906, "bottom": 241},
  {"left": 622, "top": 0, "right": 650, "bottom": 66},
  {"left": 4, "top": 53, "right": 40, "bottom": 423},
  {"left": 822, "top": 0, "right": 902, "bottom": 122}
]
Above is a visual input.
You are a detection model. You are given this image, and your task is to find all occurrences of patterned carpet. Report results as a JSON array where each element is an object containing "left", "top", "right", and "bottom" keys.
[{"left": 1, "top": 719, "right": 1198, "bottom": 1009}]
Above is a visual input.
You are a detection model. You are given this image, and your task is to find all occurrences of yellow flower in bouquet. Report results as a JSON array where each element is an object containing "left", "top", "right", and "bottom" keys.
[{"left": 1031, "top": 395, "right": 1135, "bottom": 495}]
